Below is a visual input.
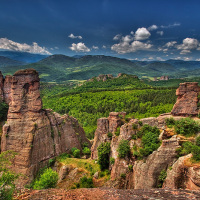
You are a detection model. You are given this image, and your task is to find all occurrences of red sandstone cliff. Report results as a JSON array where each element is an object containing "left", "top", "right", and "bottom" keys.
[
  {"left": 0, "top": 69, "right": 90, "bottom": 182},
  {"left": 171, "top": 82, "right": 200, "bottom": 116}
]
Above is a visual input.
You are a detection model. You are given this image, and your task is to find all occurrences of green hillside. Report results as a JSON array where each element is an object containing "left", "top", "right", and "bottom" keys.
[
  {"left": 0, "top": 56, "right": 24, "bottom": 68},
  {"left": 41, "top": 74, "right": 177, "bottom": 139},
  {"left": 1, "top": 54, "right": 200, "bottom": 82}
]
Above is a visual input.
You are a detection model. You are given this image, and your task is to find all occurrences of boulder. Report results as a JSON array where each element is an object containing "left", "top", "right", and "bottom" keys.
[{"left": 171, "top": 82, "right": 200, "bottom": 116}]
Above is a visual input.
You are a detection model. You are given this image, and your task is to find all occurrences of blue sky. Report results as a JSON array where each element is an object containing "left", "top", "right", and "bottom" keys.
[{"left": 0, "top": 0, "right": 200, "bottom": 60}]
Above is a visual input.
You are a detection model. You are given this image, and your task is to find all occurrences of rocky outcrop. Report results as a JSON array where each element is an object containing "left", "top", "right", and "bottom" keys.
[
  {"left": 0, "top": 71, "right": 4, "bottom": 100},
  {"left": 88, "top": 74, "right": 113, "bottom": 82},
  {"left": 91, "top": 112, "right": 124, "bottom": 160},
  {"left": 0, "top": 69, "right": 90, "bottom": 182},
  {"left": 160, "top": 76, "right": 169, "bottom": 81},
  {"left": 3, "top": 75, "right": 12, "bottom": 104},
  {"left": 132, "top": 136, "right": 180, "bottom": 189},
  {"left": 171, "top": 82, "right": 200, "bottom": 116},
  {"left": 88, "top": 73, "right": 138, "bottom": 82},
  {"left": 163, "top": 154, "right": 200, "bottom": 190}
]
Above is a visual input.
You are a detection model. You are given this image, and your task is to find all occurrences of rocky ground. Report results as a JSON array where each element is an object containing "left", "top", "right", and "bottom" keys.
[{"left": 14, "top": 188, "right": 200, "bottom": 200}]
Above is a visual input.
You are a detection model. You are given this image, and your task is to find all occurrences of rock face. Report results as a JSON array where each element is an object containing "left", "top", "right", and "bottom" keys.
[
  {"left": 90, "top": 82, "right": 200, "bottom": 190},
  {"left": 160, "top": 76, "right": 169, "bottom": 81},
  {"left": 0, "top": 69, "right": 90, "bottom": 181},
  {"left": 163, "top": 154, "right": 200, "bottom": 190},
  {"left": 91, "top": 112, "right": 124, "bottom": 160},
  {"left": 132, "top": 136, "right": 180, "bottom": 189},
  {"left": 171, "top": 82, "right": 200, "bottom": 116}
]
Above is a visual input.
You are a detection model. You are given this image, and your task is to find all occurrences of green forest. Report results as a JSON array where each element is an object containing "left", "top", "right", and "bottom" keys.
[{"left": 42, "top": 87, "right": 176, "bottom": 139}]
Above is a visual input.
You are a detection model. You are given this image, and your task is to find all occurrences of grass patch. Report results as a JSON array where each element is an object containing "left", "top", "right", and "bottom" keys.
[{"left": 57, "top": 156, "right": 100, "bottom": 174}]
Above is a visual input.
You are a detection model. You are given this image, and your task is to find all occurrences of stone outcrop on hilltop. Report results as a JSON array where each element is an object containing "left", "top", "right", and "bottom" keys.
[
  {"left": 153, "top": 76, "right": 169, "bottom": 81},
  {"left": 160, "top": 76, "right": 169, "bottom": 81},
  {"left": 88, "top": 73, "right": 138, "bottom": 82},
  {"left": 171, "top": 82, "right": 200, "bottom": 116},
  {"left": 91, "top": 82, "right": 200, "bottom": 190},
  {"left": 0, "top": 69, "right": 90, "bottom": 182}
]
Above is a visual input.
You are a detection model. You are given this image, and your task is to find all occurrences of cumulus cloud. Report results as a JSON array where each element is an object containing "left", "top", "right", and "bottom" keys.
[
  {"left": 113, "top": 34, "right": 122, "bottom": 40},
  {"left": 156, "top": 57, "right": 165, "bottom": 61},
  {"left": 50, "top": 46, "right": 59, "bottom": 51},
  {"left": 68, "top": 33, "right": 82, "bottom": 39},
  {"left": 165, "top": 41, "right": 177, "bottom": 47},
  {"left": 102, "top": 45, "right": 107, "bottom": 49},
  {"left": 69, "top": 42, "right": 90, "bottom": 52},
  {"left": 177, "top": 38, "right": 199, "bottom": 54},
  {"left": 157, "top": 31, "right": 164, "bottom": 36},
  {"left": 161, "top": 22, "right": 181, "bottom": 29},
  {"left": 92, "top": 45, "right": 99, "bottom": 50},
  {"left": 148, "top": 25, "right": 158, "bottom": 31},
  {"left": 0, "top": 38, "right": 51, "bottom": 55},
  {"left": 134, "top": 27, "right": 151, "bottom": 40},
  {"left": 111, "top": 40, "right": 152, "bottom": 54}
]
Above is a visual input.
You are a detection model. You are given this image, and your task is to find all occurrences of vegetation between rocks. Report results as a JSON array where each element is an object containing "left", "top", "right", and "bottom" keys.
[{"left": 97, "top": 142, "right": 111, "bottom": 170}]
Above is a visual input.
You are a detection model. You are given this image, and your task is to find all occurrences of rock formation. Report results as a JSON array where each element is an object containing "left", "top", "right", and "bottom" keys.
[
  {"left": 0, "top": 69, "right": 90, "bottom": 182},
  {"left": 90, "top": 81, "right": 200, "bottom": 190},
  {"left": 171, "top": 82, "right": 200, "bottom": 116},
  {"left": 91, "top": 112, "right": 124, "bottom": 160},
  {"left": 88, "top": 73, "right": 138, "bottom": 82},
  {"left": 160, "top": 76, "right": 169, "bottom": 81},
  {"left": 132, "top": 136, "right": 180, "bottom": 189},
  {"left": 163, "top": 154, "right": 200, "bottom": 190}
]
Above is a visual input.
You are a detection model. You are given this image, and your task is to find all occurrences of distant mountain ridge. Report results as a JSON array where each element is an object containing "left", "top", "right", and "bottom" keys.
[
  {"left": 0, "top": 56, "right": 25, "bottom": 68},
  {"left": 0, "top": 51, "right": 48, "bottom": 63},
  {"left": 0, "top": 53, "right": 200, "bottom": 82}
]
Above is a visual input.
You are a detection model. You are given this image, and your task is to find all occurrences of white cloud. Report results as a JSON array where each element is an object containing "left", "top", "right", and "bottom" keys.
[
  {"left": 111, "top": 27, "right": 152, "bottom": 54},
  {"left": 135, "top": 27, "right": 151, "bottom": 40},
  {"left": 148, "top": 56, "right": 154, "bottom": 60},
  {"left": 157, "top": 31, "right": 164, "bottom": 36},
  {"left": 0, "top": 38, "right": 51, "bottom": 55},
  {"left": 174, "top": 56, "right": 182, "bottom": 60},
  {"left": 69, "top": 42, "right": 90, "bottom": 52},
  {"left": 177, "top": 38, "right": 199, "bottom": 54},
  {"left": 111, "top": 40, "right": 152, "bottom": 54},
  {"left": 165, "top": 41, "right": 177, "bottom": 47},
  {"left": 102, "top": 45, "right": 107, "bottom": 49},
  {"left": 92, "top": 45, "right": 99, "bottom": 50},
  {"left": 148, "top": 25, "right": 158, "bottom": 31},
  {"left": 183, "top": 57, "right": 192, "bottom": 61},
  {"left": 156, "top": 57, "right": 165, "bottom": 61},
  {"left": 50, "top": 46, "right": 59, "bottom": 51},
  {"left": 196, "top": 58, "right": 200, "bottom": 61},
  {"left": 68, "top": 33, "right": 82, "bottom": 39},
  {"left": 180, "top": 50, "right": 191, "bottom": 54},
  {"left": 113, "top": 34, "right": 122, "bottom": 40},
  {"left": 161, "top": 22, "right": 181, "bottom": 29}
]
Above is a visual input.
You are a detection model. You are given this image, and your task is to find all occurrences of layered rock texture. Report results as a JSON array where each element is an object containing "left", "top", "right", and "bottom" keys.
[
  {"left": 91, "top": 82, "right": 200, "bottom": 190},
  {"left": 0, "top": 69, "right": 90, "bottom": 181},
  {"left": 171, "top": 82, "right": 200, "bottom": 116}
]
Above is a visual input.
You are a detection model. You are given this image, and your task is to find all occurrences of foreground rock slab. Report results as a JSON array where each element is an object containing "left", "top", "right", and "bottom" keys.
[{"left": 14, "top": 188, "right": 200, "bottom": 200}]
